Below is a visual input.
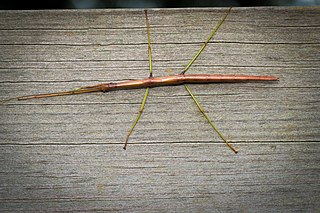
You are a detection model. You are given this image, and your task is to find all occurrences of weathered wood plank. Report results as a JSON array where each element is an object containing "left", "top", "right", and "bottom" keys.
[
  {"left": 0, "top": 144, "right": 319, "bottom": 212},
  {"left": 0, "top": 7, "right": 319, "bottom": 212}
]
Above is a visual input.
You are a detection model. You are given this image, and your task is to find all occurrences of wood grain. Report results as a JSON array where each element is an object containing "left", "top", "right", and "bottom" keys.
[{"left": 0, "top": 7, "right": 319, "bottom": 212}]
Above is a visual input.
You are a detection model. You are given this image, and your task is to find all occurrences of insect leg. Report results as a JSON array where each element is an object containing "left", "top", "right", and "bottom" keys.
[
  {"left": 124, "top": 10, "right": 153, "bottom": 149},
  {"left": 182, "top": 7, "right": 238, "bottom": 153}
]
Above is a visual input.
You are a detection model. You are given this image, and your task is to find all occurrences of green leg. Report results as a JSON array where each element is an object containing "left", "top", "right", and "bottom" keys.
[
  {"left": 183, "top": 7, "right": 238, "bottom": 153},
  {"left": 124, "top": 10, "right": 153, "bottom": 150},
  {"left": 181, "top": 7, "right": 232, "bottom": 75},
  {"left": 184, "top": 85, "right": 238, "bottom": 153},
  {"left": 124, "top": 87, "right": 149, "bottom": 149}
]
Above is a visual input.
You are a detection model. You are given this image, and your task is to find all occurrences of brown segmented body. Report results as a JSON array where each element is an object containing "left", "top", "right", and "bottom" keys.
[
  {"left": 15, "top": 74, "right": 278, "bottom": 101},
  {"left": 92, "top": 74, "right": 278, "bottom": 91}
]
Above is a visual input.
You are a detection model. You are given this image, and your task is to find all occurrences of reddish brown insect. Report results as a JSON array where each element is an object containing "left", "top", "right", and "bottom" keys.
[
  {"left": 11, "top": 74, "right": 278, "bottom": 101},
  {"left": 1, "top": 8, "right": 278, "bottom": 153}
]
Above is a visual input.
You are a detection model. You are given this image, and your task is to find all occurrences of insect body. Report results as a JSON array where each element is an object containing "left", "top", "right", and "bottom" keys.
[{"left": 1, "top": 8, "right": 278, "bottom": 153}]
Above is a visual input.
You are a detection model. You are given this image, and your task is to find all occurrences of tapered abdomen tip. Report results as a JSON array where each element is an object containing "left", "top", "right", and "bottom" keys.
[{"left": 267, "top": 76, "right": 279, "bottom": 81}]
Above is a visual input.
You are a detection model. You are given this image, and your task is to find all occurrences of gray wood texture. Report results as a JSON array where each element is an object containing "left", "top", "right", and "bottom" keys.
[{"left": 0, "top": 6, "right": 319, "bottom": 212}]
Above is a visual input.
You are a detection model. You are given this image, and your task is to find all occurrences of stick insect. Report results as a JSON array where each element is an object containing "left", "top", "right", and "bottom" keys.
[{"left": 1, "top": 7, "right": 278, "bottom": 153}]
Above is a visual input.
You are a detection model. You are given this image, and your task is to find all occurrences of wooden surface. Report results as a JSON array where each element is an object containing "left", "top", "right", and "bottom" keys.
[{"left": 0, "top": 6, "right": 319, "bottom": 212}]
